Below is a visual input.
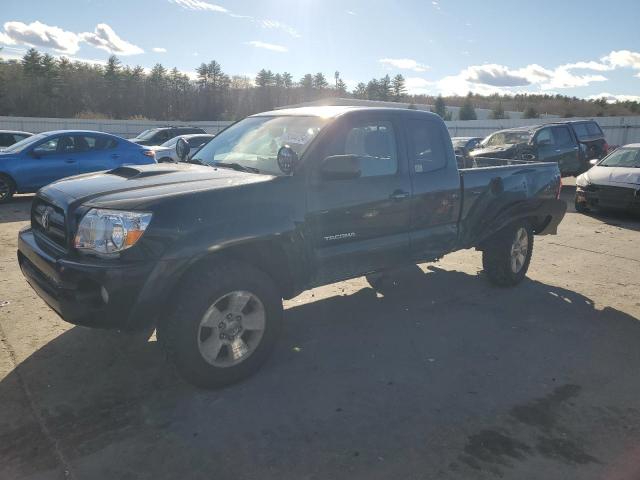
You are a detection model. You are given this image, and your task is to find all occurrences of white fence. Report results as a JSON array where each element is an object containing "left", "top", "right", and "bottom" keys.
[
  {"left": 0, "top": 116, "right": 232, "bottom": 138},
  {"left": 445, "top": 116, "right": 640, "bottom": 146},
  {"left": 2, "top": 115, "right": 640, "bottom": 146}
]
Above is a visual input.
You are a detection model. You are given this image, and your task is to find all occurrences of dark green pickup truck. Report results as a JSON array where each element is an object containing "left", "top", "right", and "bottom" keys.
[{"left": 18, "top": 107, "right": 566, "bottom": 388}]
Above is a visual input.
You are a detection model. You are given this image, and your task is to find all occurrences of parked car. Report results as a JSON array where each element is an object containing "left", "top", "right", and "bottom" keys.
[
  {"left": 152, "top": 134, "right": 215, "bottom": 163},
  {"left": 0, "top": 130, "right": 156, "bottom": 203},
  {"left": 563, "top": 120, "right": 609, "bottom": 161},
  {"left": 129, "top": 126, "right": 207, "bottom": 146},
  {"left": 451, "top": 136, "right": 483, "bottom": 168},
  {"left": 471, "top": 123, "right": 585, "bottom": 176},
  {"left": 575, "top": 144, "right": 640, "bottom": 214},
  {"left": 18, "top": 107, "right": 566, "bottom": 388},
  {"left": 0, "top": 130, "right": 33, "bottom": 151}
]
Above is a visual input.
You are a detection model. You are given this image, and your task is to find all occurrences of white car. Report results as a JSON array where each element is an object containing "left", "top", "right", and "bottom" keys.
[
  {"left": 575, "top": 144, "right": 640, "bottom": 214},
  {"left": 151, "top": 134, "right": 215, "bottom": 163}
]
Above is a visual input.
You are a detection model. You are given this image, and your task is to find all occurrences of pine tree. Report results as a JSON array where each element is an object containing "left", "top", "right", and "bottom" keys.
[
  {"left": 490, "top": 101, "right": 507, "bottom": 119},
  {"left": 523, "top": 106, "right": 539, "bottom": 119},
  {"left": 432, "top": 94, "right": 447, "bottom": 119},
  {"left": 459, "top": 92, "right": 477, "bottom": 120},
  {"left": 391, "top": 74, "right": 406, "bottom": 101}
]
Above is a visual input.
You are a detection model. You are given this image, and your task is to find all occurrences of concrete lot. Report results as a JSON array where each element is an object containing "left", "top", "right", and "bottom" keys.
[{"left": 1, "top": 188, "right": 639, "bottom": 480}]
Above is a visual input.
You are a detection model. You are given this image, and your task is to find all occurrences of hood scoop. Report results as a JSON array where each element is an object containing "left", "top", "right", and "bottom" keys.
[{"left": 107, "top": 165, "right": 182, "bottom": 179}]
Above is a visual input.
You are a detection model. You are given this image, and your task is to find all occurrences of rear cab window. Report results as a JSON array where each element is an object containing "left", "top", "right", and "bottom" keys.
[{"left": 406, "top": 119, "right": 447, "bottom": 173}]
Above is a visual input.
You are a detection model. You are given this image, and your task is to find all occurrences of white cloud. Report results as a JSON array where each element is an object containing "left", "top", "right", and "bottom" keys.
[
  {"left": 152, "top": 47, "right": 167, "bottom": 53},
  {"left": 380, "top": 58, "right": 429, "bottom": 72},
  {"left": 0, "top": 32, "right": 16, "bottom": 45},
  {"left": 405, "top": 77, "right": 433, "bottom": 95},
  {"left": 601, "top": 50, "right": 640, "bottom": 70},
  {"left": 245, "top": 41, "right": 288, "bottom": 52},
  {"left": 587, "top": 92, "right": 640, "bottom": 103},
  {"left": 1, "top": 21, "right": 144, "bottom": 56},
  {"left": 169, "top": 0, "right": 228, "bottom": 12},
  {"left": 3, "top": 21, "right": 81, "bottom": 54},
  {"left": 258, "top": 19, "right": 300, "bottom": 38},
  {"left": 431, "top": 1, "right": 441, "bottom": 9},
  {"left": 80, "top": 24, "right": 143, "bottom": 55},
  {"left": 346, "top": 10, "right": 357, "bottom": 15},
  {"left": 169, "top": 0, "right": 300, "bottom": 38}
]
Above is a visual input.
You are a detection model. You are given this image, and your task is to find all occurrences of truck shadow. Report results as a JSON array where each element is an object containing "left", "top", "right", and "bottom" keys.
[{"left": 2, "top": 266, "right": 640, "bottom": 479}]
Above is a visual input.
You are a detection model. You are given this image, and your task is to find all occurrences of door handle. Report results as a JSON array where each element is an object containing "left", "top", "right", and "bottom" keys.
[
  {"left": 65, "top": 159, "right": 76, "bottom": 164},
  {"left": 390, "top": 190, "right": 410, "bottom": 200},
  {"left": 111, "top": 153, "right": 120, "bottom": 159},
  {"left": 555, "top": 149, "right": 561, "bottom": 153}
]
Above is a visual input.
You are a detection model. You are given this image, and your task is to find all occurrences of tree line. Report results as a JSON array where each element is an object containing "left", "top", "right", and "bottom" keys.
[{"left": 0, "top": 48, "right": 638, "bottom": 121}]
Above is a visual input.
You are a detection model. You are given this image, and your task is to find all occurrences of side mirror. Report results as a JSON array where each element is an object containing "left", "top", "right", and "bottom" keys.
[
  {"left": 277, "top": 145, "right": 298, "bottom": 175},
  {"left": 29, "top": 150, "right": 41, "bottom": 159},
  {"left": 320, "top": 154, "right": 361, "bottom": 180},
  {"left": 176, "top": 138, "right": 190, "bottom": 162},
  {"left": 589, "top": 158, "right": 599, "bottom": 166}
]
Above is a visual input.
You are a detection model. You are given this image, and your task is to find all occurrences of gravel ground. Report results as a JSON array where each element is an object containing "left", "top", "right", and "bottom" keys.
[{"left": 1, "top": 188, "right": 639, "bottom": 480}]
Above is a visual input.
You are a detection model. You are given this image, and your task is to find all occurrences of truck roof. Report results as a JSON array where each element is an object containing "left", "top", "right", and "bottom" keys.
[{"left": 253, "top": 105, "right": 441, "bottom": 119}]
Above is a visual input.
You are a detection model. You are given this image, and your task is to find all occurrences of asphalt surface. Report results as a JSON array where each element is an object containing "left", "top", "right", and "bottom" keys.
[{"left": 1, "top": 188, "right": 639, "bottom": 480}]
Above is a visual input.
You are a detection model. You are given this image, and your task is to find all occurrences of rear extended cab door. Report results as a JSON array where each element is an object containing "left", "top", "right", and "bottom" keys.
[
  {"left": 305, "top": 110, "right": 412, "bottom": 285},
  {"left": 401, "top": 114, "right": 462, "bottom": 261},
  {"left": 551, "top": 125, "right": 581, "bottom": 175}
]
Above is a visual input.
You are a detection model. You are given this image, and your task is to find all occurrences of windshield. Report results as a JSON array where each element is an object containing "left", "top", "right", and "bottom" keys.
[
  {"left": 599, "top": 148, "right": 640, "bottom": 168},
  {"left": 483, "top": 131, "right": 531, "bottom": 147},
  {"left": 451, "top": 138, "right": 470, "bottom": 148},
  {"left": 1, "top": 133, "right": 47, "bottom": 153},
  {"left": 135, "top": 129, "right": 158, "bottom": 141},
  {"left": 191, "top": 116, "right": 329, "bottom": 175}
]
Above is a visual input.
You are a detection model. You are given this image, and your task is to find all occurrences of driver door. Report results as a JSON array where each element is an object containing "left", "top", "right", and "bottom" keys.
[{"left": 305, "top": 112, "right": 412, "bottom": 285}]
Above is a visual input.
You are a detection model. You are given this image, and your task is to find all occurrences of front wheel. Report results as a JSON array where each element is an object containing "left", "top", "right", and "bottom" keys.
[
  {"left": 0, "top": 175, "right": 15, "bottom": 204},
  {"left": 574, "top": 197, "right": 589, "bottom": 214},
  {"left": 158, "top": 260, "right": 283, "bottom": 388},
  {"left": 482, "top": 222, "right": 533, "bottom": 287}
]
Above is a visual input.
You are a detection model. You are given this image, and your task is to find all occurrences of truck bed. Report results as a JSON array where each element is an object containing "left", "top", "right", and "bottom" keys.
[{"left": 457, "top": 158, "right": 562, "bottom": 247}]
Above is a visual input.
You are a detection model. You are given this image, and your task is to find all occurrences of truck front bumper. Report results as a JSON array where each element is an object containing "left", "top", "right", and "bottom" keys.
[{"left": 18, "top": 228, "right": 158, "bottom": 331}]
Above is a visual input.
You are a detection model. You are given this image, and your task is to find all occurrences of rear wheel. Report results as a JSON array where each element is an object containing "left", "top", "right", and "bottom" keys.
[
  {"left": 158, "top": 259, "right": 282, "bottom": 389},
  {"left": 0, "top": 175, "right": 15, "bottom": 204},
  {"left": 482, "top": 222, "right": 533, "bottom": 287}
]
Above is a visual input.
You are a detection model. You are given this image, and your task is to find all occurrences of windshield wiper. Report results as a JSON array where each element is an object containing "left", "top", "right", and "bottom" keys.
[{"left": 214, "top": 162, "right": 260, "bottom": 174}]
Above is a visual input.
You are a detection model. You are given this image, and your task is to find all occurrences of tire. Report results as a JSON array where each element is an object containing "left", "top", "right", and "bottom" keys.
[
  {"left": 482, "top": 222, "right": 533, "bottom": 287},
  {"left": 0, "top": 174, "right": 15, "bottom": 204},
  {"left": 157, "top": 259, "right": 283, "bottom": 389},
  {"left": 574, "top": 197, "right": 589, "bottom": 214}
]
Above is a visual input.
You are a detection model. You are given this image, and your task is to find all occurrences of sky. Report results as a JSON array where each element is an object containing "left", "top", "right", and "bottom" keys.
[{"left": 1, "top": 0, "right": 639, "bottom": 101}]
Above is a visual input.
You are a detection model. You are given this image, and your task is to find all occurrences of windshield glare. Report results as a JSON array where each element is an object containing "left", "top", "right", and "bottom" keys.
[
  {"left": 135, "top": 129, "right": 158, "bottom": 141},
  {"left": 483, "top": 131, "right": 531, "bottom": 147},
  {"left": 599, "top": 148, "right": 640, "bottom": 168},
  {"left": 191, "top": 116, "right": 329, "bottom": 175},
  {"left": 2, "top": 133, "right": 47, "bottom": 153}
]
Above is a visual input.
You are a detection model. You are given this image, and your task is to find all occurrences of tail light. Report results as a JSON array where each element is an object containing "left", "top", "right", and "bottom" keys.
[
  {"left": 142, "top": 150, "right": 156, "bottom": 160},
  {"left": 556, "top": 177, "right": 562, "bottom": 200}
]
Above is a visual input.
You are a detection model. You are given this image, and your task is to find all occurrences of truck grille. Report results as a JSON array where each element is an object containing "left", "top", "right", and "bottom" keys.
[{"left": 31, "top": 198, "right": 67, "bottom": 249}]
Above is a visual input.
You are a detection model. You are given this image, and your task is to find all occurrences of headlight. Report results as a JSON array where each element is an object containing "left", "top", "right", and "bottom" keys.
[
  {"left": 575, "top": 175, "right": 589, "bottom": 188},
  {"left": 74, "top": 209, "right": 152, "bottom": 256}
]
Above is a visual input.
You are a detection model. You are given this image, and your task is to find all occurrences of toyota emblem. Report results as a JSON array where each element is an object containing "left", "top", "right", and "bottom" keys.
[{"left": 41, "top": 207, "right": 53, "bottom": 231}]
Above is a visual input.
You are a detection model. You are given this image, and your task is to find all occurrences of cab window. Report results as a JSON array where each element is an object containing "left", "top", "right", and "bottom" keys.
[
  {"left": 406, "top": 119, "right": 447, "bottom": 173},
  {"left": 327, "top": 120, "right": 398, "bottom": 177}
]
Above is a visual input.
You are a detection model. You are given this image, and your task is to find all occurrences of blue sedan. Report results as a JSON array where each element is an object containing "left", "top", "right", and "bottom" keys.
[{"left": 0, "top": 130, "right": 156, "bottom": 203}]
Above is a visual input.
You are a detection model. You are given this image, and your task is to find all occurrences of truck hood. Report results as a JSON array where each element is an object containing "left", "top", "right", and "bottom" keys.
[
  {"left": 579, "top": 165, "right": 640, "bottom": 188},
  {"left": 42, "top": 163, "right": 275, "bottom": 208},
  {"left": 470, "top": 144, "right": 519, "bottom": 158}
]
